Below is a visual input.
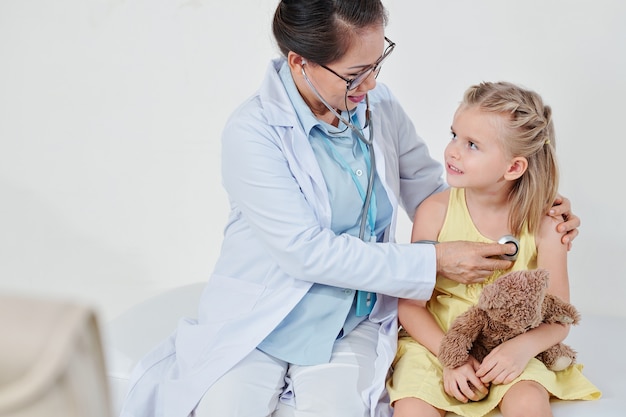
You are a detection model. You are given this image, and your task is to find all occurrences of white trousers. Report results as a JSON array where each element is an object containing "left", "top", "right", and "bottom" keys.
[{"left": 193, "top": 320, "right": 380, "bottom": 417}]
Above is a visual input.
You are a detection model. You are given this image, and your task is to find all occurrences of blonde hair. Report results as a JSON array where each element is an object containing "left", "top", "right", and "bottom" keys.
[{"left": 462, "top": 81, "right": 559, "bottom": 236}]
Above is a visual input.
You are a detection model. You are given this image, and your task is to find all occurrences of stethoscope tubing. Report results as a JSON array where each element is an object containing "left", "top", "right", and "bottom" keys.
[{"left": 301, "top": 65, "right": 376, "bottom": 242}]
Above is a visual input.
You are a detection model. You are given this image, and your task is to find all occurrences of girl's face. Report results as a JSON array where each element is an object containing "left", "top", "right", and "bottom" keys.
[
  {"left": 296, "top": 26, "right": 386, "bottom": 123},
  {"left": 445, "top": 105, "right": 514, "bottom": 191}
]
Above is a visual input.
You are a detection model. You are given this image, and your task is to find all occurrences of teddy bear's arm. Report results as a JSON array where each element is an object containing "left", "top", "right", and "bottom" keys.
[
  {"left": 542, "top": 294, "right": 581, "bottom": 325},
  {"left": 438, "top": 307, "right": 488, "bottom": 369}
]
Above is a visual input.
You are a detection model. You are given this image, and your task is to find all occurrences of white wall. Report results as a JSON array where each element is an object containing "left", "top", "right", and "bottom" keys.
[{"left": 1, "top": 0, "right": 624, "bottom": 321}]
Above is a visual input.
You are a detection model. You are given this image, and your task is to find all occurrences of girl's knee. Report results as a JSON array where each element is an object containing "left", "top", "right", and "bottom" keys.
[
  {"left": 500, "top": 381, "right": 552, "bottom": 417},
  {"left": 392, "top": 397, "right": 444, "bottom": 417}
]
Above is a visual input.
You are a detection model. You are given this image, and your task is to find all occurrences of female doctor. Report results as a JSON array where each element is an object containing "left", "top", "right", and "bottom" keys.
[{"left": 120, "top": 1, "right": 580, "bottom": 416}]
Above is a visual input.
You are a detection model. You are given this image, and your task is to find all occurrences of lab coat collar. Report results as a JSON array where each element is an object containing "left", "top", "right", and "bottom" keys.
[
  {"left": 259, "top": 58, "right": 332, "bottom": 227},
  {"left": 259, "top": 58, "right": 301, "bottom": 128},
  {"left": 261, "top": 58, "right": 371, "bottom": 132},
  {"left": 257, "top": 58, "right": 392, "bottom": 235}
]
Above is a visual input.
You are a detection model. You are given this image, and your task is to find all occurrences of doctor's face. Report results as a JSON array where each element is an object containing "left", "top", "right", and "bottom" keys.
[{"left": 297, "top": 26, "right": 388, "bottom": 123}]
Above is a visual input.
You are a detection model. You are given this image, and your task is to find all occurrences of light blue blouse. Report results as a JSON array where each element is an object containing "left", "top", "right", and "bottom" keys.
[{"left": 257, "top": 62, "right": 393, "bottom": 365}]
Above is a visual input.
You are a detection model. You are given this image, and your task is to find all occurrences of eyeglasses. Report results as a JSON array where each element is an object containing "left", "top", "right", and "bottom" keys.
[{"left": 318, "top": 37, "right": 395, "bottom": 91}]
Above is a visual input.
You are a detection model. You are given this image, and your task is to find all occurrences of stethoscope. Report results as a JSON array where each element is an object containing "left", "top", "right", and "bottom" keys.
[
  {"left": 301, "top": 62, "right": 376, "bottom": 242},
  {"left": 413, "top": 235, "right": 520, "bottom": 261},
  {"left": 498, "top": 235, "right": 520, "bottom": 261}
]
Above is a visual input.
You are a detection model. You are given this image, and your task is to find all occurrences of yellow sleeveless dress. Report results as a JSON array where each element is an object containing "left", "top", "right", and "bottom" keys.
[{"left": 387, "top": 188, "right": 601, "bottom": 417}]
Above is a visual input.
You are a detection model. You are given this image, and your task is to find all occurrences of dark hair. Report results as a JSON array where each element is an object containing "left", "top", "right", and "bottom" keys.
[{"left": 272, "top": 0, "right": 388, "bottom": 65}]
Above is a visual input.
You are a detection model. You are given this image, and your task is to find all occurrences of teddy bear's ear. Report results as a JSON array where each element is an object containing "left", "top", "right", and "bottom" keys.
[{"left": 532, "top": 268, "right": 550, "bottom": 289}]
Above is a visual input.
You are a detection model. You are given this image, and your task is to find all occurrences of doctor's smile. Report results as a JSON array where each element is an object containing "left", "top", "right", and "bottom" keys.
[{"left": 348, "top": 94, "right": 367, "bottom": 103}]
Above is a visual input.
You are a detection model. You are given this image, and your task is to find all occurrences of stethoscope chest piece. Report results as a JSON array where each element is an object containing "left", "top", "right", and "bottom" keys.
[{"left": 498, "top": 234, "right": 519, "bottom": 261}]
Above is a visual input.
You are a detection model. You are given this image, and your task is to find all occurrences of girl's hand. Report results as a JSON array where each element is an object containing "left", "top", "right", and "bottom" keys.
[
  {"left": 443, "top": 357, "right": 489, "bottom": 403},
  {"left": 475, "top": 339, "right": 533, "bottom": 385},
  {"left": 549, "top": 195, "right": 580, "bottom": 249}
]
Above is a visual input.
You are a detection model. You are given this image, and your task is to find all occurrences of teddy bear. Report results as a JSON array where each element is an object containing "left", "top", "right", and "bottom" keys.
[{"left": 438, "top": 268, "right": 580, "bottom": 374}]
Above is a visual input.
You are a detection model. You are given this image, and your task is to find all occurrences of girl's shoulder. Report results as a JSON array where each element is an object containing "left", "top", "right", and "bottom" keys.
[
  {"left": 412, "top": 189, "right": 450, "bottom": 241},
  {"left": 535, "top": 213, "right": 563, "bottom": 248},
  {"left": 422, "top": 188, "right": 451, "bottom": 208}
]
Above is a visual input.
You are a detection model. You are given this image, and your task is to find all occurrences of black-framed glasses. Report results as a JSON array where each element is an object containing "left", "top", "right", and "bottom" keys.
[{"left": 319, "top": 37, "right": 395, "bottom": 91}]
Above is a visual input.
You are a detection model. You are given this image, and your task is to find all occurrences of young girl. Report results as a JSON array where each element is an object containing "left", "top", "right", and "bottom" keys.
[{"left": 387, "top": 82, "right": 601, "bottom": 417}]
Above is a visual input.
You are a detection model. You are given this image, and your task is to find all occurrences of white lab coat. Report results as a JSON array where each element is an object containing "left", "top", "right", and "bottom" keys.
[{"left": 120, "top": 58, "right": 446, "bottom": 417}]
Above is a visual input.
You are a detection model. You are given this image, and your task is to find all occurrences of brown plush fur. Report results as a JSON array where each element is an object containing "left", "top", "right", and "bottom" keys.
[{"left": 439, "top": 269, "right": 580, "bottom": 372}]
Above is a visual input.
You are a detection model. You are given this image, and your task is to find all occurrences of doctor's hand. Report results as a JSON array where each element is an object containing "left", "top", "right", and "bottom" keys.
[
  {"left": 435, "top": 241, "right": 514, "bottom": 285},
  {"left": 548, "top": 194, "right": 580, "bottom": 250}
]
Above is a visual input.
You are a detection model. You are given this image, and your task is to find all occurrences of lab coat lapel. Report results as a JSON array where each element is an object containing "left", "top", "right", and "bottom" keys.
[
  {"left": 260, "top": 59, "right": 332, "bottom": 227},
  {"left": 368, "top": 98, "right": 398, "bottom": 243}
]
